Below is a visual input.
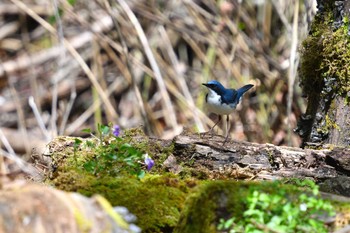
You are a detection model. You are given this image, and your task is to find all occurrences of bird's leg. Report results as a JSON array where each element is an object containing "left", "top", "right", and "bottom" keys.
[
  {"left": 223, "top": 115, "right": 230, "bottom": 145},
  {"left": 201, "top": 115, "right": 221, "bottom": 138},
  {"left": 209, "top": 115, "right": 221, "bottom": 135}
]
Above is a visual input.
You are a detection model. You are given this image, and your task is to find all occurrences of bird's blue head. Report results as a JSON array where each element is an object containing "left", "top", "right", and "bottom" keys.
[{"left": 202, "top": 80, "right": 226, "bottom": 95}]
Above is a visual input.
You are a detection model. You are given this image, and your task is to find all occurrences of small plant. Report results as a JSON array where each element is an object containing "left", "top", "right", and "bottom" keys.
[
  {"left": 80, "top": 124, "right": 154, "bottom": 178},
  {"left": 73, "top": 138, "right": 82, "bottom": 165},
  {"left": 217, "top": 180, "right": 335, "bottom": 233}
]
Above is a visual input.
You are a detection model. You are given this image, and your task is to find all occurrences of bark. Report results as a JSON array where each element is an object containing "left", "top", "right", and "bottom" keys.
[
  {"left": 171, "top": 133, "right": 350, "bottom": 196},
  {"left": 327, "top": 97, "right": 350, "bottom": 145},
  {"left": 174, "top": 134, "right": 348, "bottom": 179}
]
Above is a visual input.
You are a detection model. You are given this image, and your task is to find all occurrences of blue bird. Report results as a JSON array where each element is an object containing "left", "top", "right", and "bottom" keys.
[{"left": 202, "top": 80, "right": 254, "bottom": 143}]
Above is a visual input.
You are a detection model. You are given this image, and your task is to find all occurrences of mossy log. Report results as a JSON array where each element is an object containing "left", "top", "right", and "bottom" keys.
[
  {"left": 37, "top": 130, "right": 350, "bottom": 232},
  {"left": 40, "top": 131, "right": 350, "bottom": 197}
]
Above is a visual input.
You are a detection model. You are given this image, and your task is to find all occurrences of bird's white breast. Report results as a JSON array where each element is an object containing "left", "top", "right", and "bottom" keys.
[{"left": 205, "top": 89, "right": 237, "bottom": 115}]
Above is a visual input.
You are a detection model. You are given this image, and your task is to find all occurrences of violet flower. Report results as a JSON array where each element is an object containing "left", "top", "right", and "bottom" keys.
[
  {"left": 113, "top": 125, "right": 120, "bottom": 137},
  {"left": 144, "top": 154, "right": 155, "bottom": 171}
]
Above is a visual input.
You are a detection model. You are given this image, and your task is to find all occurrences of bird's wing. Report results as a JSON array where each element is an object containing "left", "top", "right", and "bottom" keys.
[
  {"left": 221, "top": 85, "right": 253, "bottom": 105},
  {"left": 237, "top": 84, "right": 254, "bottom": 98},
  {"left": 221, "top": 89, "right": 238, "bottom": 104}
]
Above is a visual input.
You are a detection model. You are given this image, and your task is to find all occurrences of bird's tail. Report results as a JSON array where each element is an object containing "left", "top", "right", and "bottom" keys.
[{"left": 237, "top": 84, "right": 254, "bottom": 98}]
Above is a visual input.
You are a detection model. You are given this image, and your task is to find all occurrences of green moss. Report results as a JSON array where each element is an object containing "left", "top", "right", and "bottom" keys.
[
  {"left": 318, "top": 114, "right": 341, "bottom": 135},
  {"left": 51, "top": 169, "right": 192, "bottom": 233},
  {"left": 298, "top": 9, "right": 350, "bottom": 144},
  {"left": 321, "top": 20, "right": 350, "bottom": 97},
  {"left": 45, "top": 128, "right": 349, "bottom": 231},
  {"left": 117, "top": 128, "right": 176, "bottom": 174},
  {"left": 174, "top": 181, "right": 245, "bottom": 233},
  {"left": 49, "top": 164, "right": 349, "bottom": 232},
  {"left": 45, "top": 127, "right": 191, "bottom": 232},
  {"left": 178, "top": 165, "right": 210, "bottom": 180},
  {"left": 174, "top": 180, "right": 346, "bottom": 233},
  {"left": 122, "top": 126, "right": 147, "bottom": 138},
  {"left": 48, "top": 137, "right": 80, "bottom": 171},
  {"left": 174, "top": 181, "right": 302, "bottom": 233},
  {"left": 300, "top": 13, "right": 350, "bottom": 100},
  {"left": 147, "top": 139, "right": 175, "bottom": 167},
  {"left": 299, "top": 15, "right": 328, "bottom": 96},
  {"left": 48, "top": 127, "right": 177, "bottom": 179},
  {"left": 320, "top": 31, "right": 350, "bottom": 96}
]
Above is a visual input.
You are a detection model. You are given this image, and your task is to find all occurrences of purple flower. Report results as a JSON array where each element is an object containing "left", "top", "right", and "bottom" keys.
[
  {"left": 113, "top": 125, "right": 120, "bottom": 137},
  {"left": 144, "top": 154, "right": 155, "bottom": 171}
]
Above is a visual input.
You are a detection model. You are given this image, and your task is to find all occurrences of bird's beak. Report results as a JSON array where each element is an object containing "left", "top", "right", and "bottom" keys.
[{"left": 202, "top": 83, "right": 208, "bottom": 87}]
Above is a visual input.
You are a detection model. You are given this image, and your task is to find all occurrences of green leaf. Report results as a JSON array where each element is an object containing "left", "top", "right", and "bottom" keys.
[
  {"left": 86, "top": 140, "right": 95, "bottom": 148},
  {"left": 137, "top": 170, "right": 145, "bottom": 179},
  {"left": 82, "top": 128, "right": 92, "bottom": 133},
  {"left": 83, "top": 161, "right": 96, "bottom": 173},
  {"left": 101, "top": 125, "right": 110, "bottom": 135},
  {"left": 238, "top": 22, "right": 246, "bottom": 30},
  {"left": 218, "top": 182, "right": 334, "bottom": 233},
  {"left": 120, "top": 143, "right": 131, "bottom": 149},
  {"left": 48, "top": 8, "right": 63, "bottom": 24},
  {"left": 224, "top": 217, "right": 235, "bottom": 229},
  {"left": 74, "top": 138, "right": 83, "bottom": 149},
  {"left": 67, "top": 0, "right": 77, "bottom": 6},
  {"left": 74, "top": 138, "right": 82, "bottom": 144}
]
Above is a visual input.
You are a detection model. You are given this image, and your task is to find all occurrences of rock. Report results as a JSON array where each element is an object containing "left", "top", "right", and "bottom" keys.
[
  {"left": 319, "top": 176, "right": 350, "bottom": 197},
  {"left": 0, "top": 181, "right": 139, "bottom": 233}
]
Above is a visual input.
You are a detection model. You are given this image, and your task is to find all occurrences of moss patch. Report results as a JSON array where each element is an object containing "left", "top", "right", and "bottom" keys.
[
  {"left": 174, "top": 181, "right": 301, "bottom": 233},
  {"left": 45, "top": 127, "right": 190, "bottom": 232},
  {"left": 44, "top": 127, "right": 350, "bottom": 232},
  {"left": 299, "top": 14, "right": 350, "bottom": 99},
  {"left": 321, "top": 17, "right": 350, "bottom": 99},
  {"left": 299, "top": 14, "right": 327, "bottom": 96},
  {"left": 51, "top": 168, "right": 193, "bottom": 233},
  {"left": 298, "top": 8, "right": 350, "bottom": 144},
  {"left": 174, "top": 181, "right": 248, "bottom": 233},
  {"left": 174, "top": 180, "right": 347, "bottom": 233}
]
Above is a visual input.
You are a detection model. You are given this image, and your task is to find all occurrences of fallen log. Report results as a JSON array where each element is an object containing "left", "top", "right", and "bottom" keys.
[
  {"left": 171, "top": 132, "right": 350, "bottom": 196},
  {"left": 40, "top": 131, "right": 350, "bottom": 197}
]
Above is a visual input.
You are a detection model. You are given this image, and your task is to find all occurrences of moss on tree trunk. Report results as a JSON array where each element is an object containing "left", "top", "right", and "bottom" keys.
[{"left": 296, "top": 0, "right": 350, "bottom": 147}]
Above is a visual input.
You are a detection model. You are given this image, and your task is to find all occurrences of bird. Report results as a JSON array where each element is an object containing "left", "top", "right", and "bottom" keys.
[{"left": 202, "top": 80, "right": 254, "bottom": 144}]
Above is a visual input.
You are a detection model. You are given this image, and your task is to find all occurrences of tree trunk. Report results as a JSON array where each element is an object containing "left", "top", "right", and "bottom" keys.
[
  {"left": 326, "top": 97, "right": 350, "bottom": 145},
  {"left": 296, "top": 0, "right": 350, "bottom": 147}
]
